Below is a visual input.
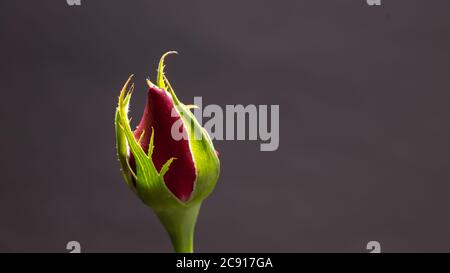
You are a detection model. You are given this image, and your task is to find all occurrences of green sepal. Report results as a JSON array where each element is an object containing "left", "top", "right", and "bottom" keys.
[
  {"left": 115, "top": 75, "right": 183, "bottom": 210},
  {"left": 157, "top": 51, "right": 178, "bottom": 91},
  {"left": 161, "top": 69, "right": 220, "bottom": 204}
]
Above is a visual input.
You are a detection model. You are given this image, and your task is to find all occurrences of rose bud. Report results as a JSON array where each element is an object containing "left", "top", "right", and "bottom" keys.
[{"left": 115, "top": 52, "right": 220, "bottom": 253}]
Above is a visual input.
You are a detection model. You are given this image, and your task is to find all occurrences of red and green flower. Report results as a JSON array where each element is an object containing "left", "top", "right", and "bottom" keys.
[{"left": 115, "top": 52, "right": 220, "bottom": 252}]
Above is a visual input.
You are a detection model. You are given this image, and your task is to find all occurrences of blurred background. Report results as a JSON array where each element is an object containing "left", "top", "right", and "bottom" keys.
[{"left": 1, "top": 0, "right": 450, "bottom": 252}]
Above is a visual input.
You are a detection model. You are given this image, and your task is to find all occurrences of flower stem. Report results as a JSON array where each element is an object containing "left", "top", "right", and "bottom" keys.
[{"left": 155, "top": 202, "right": 201, "bottom": 253}]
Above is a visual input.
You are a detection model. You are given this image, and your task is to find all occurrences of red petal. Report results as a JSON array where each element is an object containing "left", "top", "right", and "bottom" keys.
[{"left": 130, "top": 86, "right": 196, "bottom": 202}]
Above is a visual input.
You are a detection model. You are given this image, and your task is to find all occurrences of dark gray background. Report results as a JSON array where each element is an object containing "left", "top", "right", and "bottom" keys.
[{"left": 1, "top": 0, "right": 450, "bottom": 252}]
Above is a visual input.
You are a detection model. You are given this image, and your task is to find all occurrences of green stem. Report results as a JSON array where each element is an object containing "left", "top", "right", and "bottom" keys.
[{"left": 155, "top": 202, "right": 201, "bottom": 253}]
